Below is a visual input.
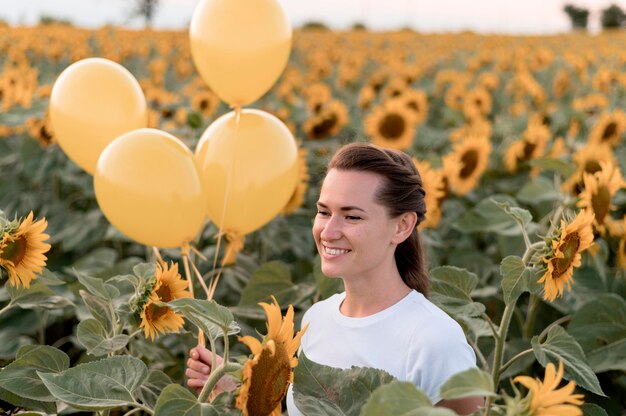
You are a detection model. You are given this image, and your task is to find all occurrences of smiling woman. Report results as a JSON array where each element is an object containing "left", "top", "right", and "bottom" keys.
[{"left": 285, "top": 142, "right": 484, "bottom": 415}]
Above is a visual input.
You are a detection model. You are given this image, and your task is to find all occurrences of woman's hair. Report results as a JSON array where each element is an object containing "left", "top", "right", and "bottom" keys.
[{"left": 327, "top": 142, "right": 429, "bottom": 297}]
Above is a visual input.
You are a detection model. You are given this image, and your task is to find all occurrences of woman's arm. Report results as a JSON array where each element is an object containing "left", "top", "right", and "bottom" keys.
[{"left": 436, "top": 396, "right": 485, "bottom": 415}]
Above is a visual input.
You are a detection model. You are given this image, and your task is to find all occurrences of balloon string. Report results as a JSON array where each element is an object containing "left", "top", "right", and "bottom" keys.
[
  {"left": 190, "top": 260, "right": 211, "bottom": 300},
  {"left": 209, "top": 106, "right": 242, "bottom": 292},
  {"left": 182, "top": 245, "right": 205, "bottom": 347},
  {"left": 152, "top": 246, "right": 165, "bottom": 266}
]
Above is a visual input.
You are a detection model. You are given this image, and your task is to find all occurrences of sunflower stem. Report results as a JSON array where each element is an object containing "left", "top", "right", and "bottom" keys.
[
  {"left": 481, "top": 312, "right": 499, "bottom": 339},
  {"left": 198, "top": 360, "right": 241, "bottom": 403},
  {"left": 523, "top": 294, "right": 541, "bottom": 338},
  {"left": 0, "top": 302, "right": 14, "bottom": 318},
  {"left": 499, "top": 348, "right": 533, "bottom": 375},
  {"left": 467, "top": 336, "right": 490, "bottom": 372},
  {"left": 484, "top": 302, "right": 516, "bottom": 416}
]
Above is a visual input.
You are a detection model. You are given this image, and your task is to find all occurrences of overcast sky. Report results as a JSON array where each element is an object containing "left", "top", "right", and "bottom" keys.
[{"left": 0, "top": 0, "right": 623, "bottom": 33}]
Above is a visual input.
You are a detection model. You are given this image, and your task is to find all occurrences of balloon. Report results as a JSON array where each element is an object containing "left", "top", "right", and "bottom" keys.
[
  {"left": 195, "top": 109, "right": 298, "bottom": 235},
  {"left": 189, "top": 0, "right": 291, "bottom": 107},
  {"left": 49, "top": 58, "right": 147, "bottom": 174},
  {"left": 94, "top": 129, "right": 206, "bottom": 248}
]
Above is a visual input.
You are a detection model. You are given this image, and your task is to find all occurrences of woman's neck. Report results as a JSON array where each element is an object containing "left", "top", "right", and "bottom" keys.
[{"left": 340, "top": 270, "right": 411, "bottom": 317}]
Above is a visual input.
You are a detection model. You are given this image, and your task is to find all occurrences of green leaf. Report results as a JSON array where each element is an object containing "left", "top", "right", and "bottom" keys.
[
  {"left": 429, "top": 266, "right": 485, "bottom": 318},
  {"left": 239, "top": 261, "right": 293, "bottom": 306},
  {"left": 7, "top": 283, "right": 73, "bottom": 310},
  {"left": 500, "top": 256, "right": 539, "bottom": 305},
  {"left": 438, "top": 368, "right": 496, "bottom": 400},
  {"left": 0, "top": 345, "right": 69, "bottom": 402},
  {"left": 361, "top": 381, "right": 432, "bottom": 415},
  {"left": 516, "top": 176, "right": 561, "bottom": 204},
  {"left": 133, "top": 262, "right": 156, "bottom": 280},
  {"left": 137, "top": 370, "right": 173, "bottom": 409},
  {"left": 76, "top": 319, "right": 130, "bottom": 356},
  {"left": 569, "top": 294, "right": 626, "bottom": 373},
  {"left": 531, "top": 325, "right": 604, "bottom": 396},
  {"left": 80, "top": 290, "right": 115, "bottom": 333},
  {"left": 453, "top": 196, "right": 525, "bottom": 236},
  {"left": 528, "top": 158, "right": 576, "bottom": 177},
  {"left": 74, "top": 269, "right": 119, "bottom": 300},
  {"left": 67, "top": 247, "right": 118, "bottom": 275},
  {"left": 581, "top": 403, "right": 609, "bottom": 416},
  {"left": 37, "top": 268, "right": 66, "bottom": 285},
  {"left": 168, "top": 298, "right": 240, "bottom": 340},
  {"left": 491, "top": 199, "right": 533, "bottom": 228},
  {"left": 0, "top": 386, "right": 56, "bottom": 414},
  {"left": 293, "top": 352, "right": 396, "bottom": 416},
  {"left": 38, "top": 356, "right": 148, "bottom": 410},
  {"left": 154, "top": 384, "right": 220, "bottom": 416}
]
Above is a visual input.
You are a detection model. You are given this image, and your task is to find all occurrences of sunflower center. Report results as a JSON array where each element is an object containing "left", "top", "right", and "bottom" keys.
[
  {"left": 591, "top": 186, "right": 611, "bottom": 225},
  {"left": 311, "top": 114, "right": 338, "bottom": 139},
  {"left": 199, "top": 99, "right": 209, "bottom": 110},
  {"left": 246, "top": 345, "right": 291, "bottom": 416},
  {"left": 522, "top": 141, "right": 537, "bottom": 160},
  {"left": 583, "top": 160, "right": 602, "bottom": 174},
  {"left": 144, "top": 302, "right": 170, "bottom": 322},
  {"left": 378, "top": 113, "right": 405, "bottom": 139},
  {"left": 601, "top": 122, "right": 617, "bottom": 141},
  {"left": 553, "top": 232, "right": 580, "bottom": 277},
  {"left": 0, "top": 236, "right": 27, "bottom": 266},
  {"left": 460, "top": 150, "right": 479, "bottom": 178},
  {"left": 407, "top": 101, "right": 419, "bottom": 111},
  {"left": 156, "top": 283, "right": 174, "bottom": 302}
]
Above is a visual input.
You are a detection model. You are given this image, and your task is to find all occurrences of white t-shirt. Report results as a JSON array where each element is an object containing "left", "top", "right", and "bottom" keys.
[{"left": 286, "top": 290, "right": 476, "bottom": 415}]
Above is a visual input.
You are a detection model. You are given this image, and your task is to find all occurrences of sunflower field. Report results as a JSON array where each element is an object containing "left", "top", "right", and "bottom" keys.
[{"left": 1, "top": 21, "right": 626, "bottom": 416}]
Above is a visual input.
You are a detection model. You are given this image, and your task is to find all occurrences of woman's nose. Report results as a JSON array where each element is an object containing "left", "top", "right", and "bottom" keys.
[{"left": 320, "top": 215, "right": 341, "bottom": 240}]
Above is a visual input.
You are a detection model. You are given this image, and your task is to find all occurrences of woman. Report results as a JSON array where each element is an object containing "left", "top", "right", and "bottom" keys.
[{"left": 187, "top": 143, "right": 483, "bottom": 415}]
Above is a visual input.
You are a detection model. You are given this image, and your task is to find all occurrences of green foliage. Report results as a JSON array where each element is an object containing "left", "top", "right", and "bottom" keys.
[
  {"left": 563, "top": 4, "right": 590, "bottom": 30},
  {"left": 601, "top": 4, "right": 626, "bottom": 28}
]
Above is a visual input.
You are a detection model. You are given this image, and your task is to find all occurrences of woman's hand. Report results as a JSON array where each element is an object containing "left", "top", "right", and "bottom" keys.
[{"left": 186, "top": 345, "right": 238, "bottom": 395}]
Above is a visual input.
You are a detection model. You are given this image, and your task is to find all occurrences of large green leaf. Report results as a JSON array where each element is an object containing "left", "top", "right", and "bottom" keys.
[
  {"left": 0, "top": 386, "right": 56, "bottom": 414},
  {"left": 74, "top": 269, "right": 119, "bottom": 300},
  {"left": 453, "top": 196, "right": 525, "bottom": 236},
  {"left": 581, "top": 403, "right": 609, "bottom": 416},
  {"left": 293, "top": 353, "right": 396, "bottom": 416},
  {"left": 38, "top": 356, "right": 148, "bottom": 410},
  {"left": 239, "top": 260, "right": 315, "bottom": 307},
  {"left": 76, "top": 318, "right": 130, "bottom": 356},
  {"left": 7, "top": 283, "right": 73, "bottom": 310},
  {"left": 0, "top": 345, "right": 69, "bottom": 402},
  {"left": 361, "top": 381, "right": 433, "bottom": 415},
  {"left": 79, "top": 290, "right": 115, "bottom": 334},
  {"left": 531, "top": 325, "right": 604, "bottom": 396},
  {"left": 438, "top": 368, "right": 496, "bottom": 400},
  {"left": 500, "top": 256, "right": 540, "bottom": 305},
  {"left": 569, "top": 294, "right": 626, "bottom": 373},
  {"left": 528, "top": 158, "right": 576, "bottom": 177},
  {"left": 136, "top": 370, "right": 173, "bottom": 409},
  {"left": 429, "top": 266, "right": 485, "bottom": 318},
  {"left": 516, "top": 176, "right": 561, "bottom": 204},
  {"left": 154, "top": 384, "right": 220, "bottom": 416},
  {"left": 168, "top": 298, "right": 240, "bottom": 340}
]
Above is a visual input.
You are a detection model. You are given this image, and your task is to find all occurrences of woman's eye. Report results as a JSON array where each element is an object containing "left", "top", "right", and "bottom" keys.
[
  {"left": 316, "top": 210, "right": 329, "bottom": 216},
  {"left": 346, "top": 216, "right": 362, "bottom": 220}
]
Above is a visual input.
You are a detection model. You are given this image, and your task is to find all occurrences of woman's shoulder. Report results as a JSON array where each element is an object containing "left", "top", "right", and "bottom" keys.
[
  {"left": 405, "top": 291, "right": 466, "bottom": 337},
  {"left": 302, "top": 292, "right": 345, "bottom": 322}
]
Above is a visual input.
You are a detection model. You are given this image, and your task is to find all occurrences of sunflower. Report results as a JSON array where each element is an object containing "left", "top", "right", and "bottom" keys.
[
  {"left": 357, "top": 85, "right": 376, "bottom": 110},
  {"left": 538, "top": 210, "right": 595, "bottom": 302},
  {"left": 572, "top": 94, "right": 608, "bottom": 116},
  {"left": 503, "top": 122, "right": 550, "bottom": 173},
  {"left": 304, "top": 83, "right": 332, "bottom": 113},
  {"left": 444, "top": 83, "right": 466, "bottom": 111},
  {"left": 282, "top": 148, "right": 310, "bottom": 215},
  {"left": 25, "top": 113, "right": 55, "bottom": 147},
  {"left": 514, "top": 361, "right": 584, "bottom": 416},
  {"left": 588, "top": 111, "right": 626, "bottom": 147},
  {"left": 413, "top": 159, "right": 445, "bottom": 229},
  {"left": 462, "top": 87, "right": 492, "bottom": 121},
  {"left": 394, "top": 89, "right": 429, "bottom": 125},
  {"left": 445, "top": 133, "right": 492, "bottom": 196},
  {"left": 552, "top": 68, "right": 571, "bottom": 98},
  {"left": 577, "top": 161, "right": 626, "bottom": 234},
  {"left": 140, "top": 262, "right": 192, "bottom": 340},
  {"left": 0, "top": 212, "right": 51, "bottom": 288},
  {"left": 303, "top": 100, "right": 349, "bottom": 140},
  {"left": 236, "top": 297, "right": 308, "bottom": 416},
  {"left": 364, "top": 100, "right": 416, "bottom": 150},
  {"left": 450, "top": 117, "right": 492, "bottom": 143},
  {"left": 477, "top": 72, "right": 499, "bottom": 91},
  {"left": 191, "top": 89, "right": 220, "bottom": 119},
  {"left": 562, "top": 143, "right": 616, "bottom": 195},
  {"left": 380, "top": 77, "right": 408, "bottom": 101}
]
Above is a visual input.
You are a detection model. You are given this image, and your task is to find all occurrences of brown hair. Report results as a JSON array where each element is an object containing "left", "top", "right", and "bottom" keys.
[{"left": 327, "top": 143, "right": 429, "bottom": 297}]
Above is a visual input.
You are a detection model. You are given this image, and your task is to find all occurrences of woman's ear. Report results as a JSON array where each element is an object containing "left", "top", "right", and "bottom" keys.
[{"left": 391, "top": 212, "right": 418, "bottom": 244}]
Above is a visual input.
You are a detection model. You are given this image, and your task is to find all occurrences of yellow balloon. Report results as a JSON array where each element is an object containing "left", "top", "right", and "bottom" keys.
[
  {"left": 189, "top": 0, "right": 291, "bottom": 107},
  {"left": 49, "top": 58, "right": 147, "bottom": 174},
  {"left": 94, "top": 129, "right": 207, "bottom": 249},
  {"left": 195, "top": 109, "right": 298, "bottom": 235}
]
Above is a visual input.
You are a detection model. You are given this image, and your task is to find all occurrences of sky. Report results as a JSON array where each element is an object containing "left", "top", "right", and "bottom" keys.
[{"left": 0, "top": 0, "right": 624, "bottom": 34}]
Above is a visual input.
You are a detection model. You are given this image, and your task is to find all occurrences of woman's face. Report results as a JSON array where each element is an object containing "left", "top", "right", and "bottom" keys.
[{"left": 312, "top": 169, "right": 403, "bottom": 281}]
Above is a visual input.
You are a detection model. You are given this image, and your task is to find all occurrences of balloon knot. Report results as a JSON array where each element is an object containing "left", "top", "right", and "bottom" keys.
[
  {"left": 221, "top": 232, "right": 245, "bottom": 266},
  {"left": 180, "top": 242, "right": 191, "bottom": 257}
]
